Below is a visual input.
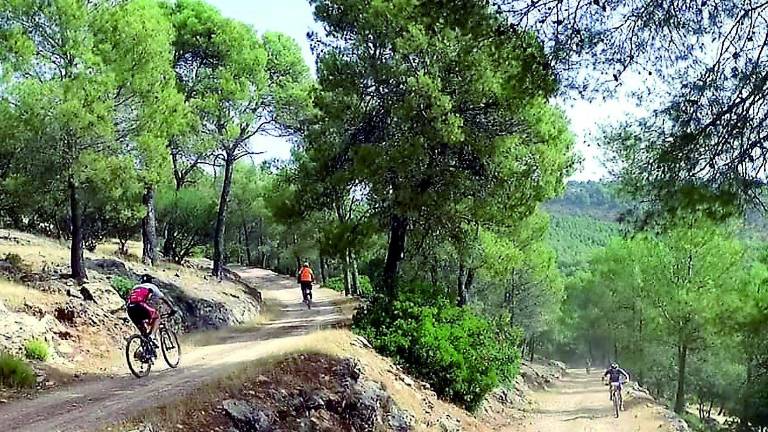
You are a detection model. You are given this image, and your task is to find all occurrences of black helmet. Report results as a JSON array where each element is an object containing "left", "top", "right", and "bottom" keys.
[{"left": 139, "top": 274, "right": 153, "bottom": 284}]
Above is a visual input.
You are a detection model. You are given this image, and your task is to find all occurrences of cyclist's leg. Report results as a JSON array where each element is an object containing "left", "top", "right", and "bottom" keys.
[
  {"left": 143, "top": 304, "right": 160, "bottom": 342},
  {"left": 127, "top": 304, "right": 149, "bottom": 336},
  {"left": 618, "top": 384, "right": 624, "bottom": 409}
]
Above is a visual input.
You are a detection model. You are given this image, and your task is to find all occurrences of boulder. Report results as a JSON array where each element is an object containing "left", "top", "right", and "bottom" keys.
[
  {"left": 437, "top": 415, "right": 462, "bottom": 432},
  {"left": 79, "top": 281, "right": 125, "bottom": 312},
  {"left": 87, "top": 259, "right": 129, "bottom": 277},
  {"left": 0, "top": 260, "right": 14, "bottom": 274},
  {"left": 222, "top": 399, "right": 275, "bottom": 432}
]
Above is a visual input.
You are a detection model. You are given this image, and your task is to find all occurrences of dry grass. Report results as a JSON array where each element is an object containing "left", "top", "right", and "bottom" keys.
[
  {"left": 0, "top": 278, "right": 58, "bottom": 309},
  {"left": 0, "top": 243, "right": 70, "bottom": 270},
  {"left": 93, "top": 239, "right": 143, "bottom": 261}
]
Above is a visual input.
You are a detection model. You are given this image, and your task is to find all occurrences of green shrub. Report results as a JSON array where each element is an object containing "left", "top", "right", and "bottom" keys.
[
  {"left": 357, "top": 275, "right": 374, "bottom": 297},
  {"left": 325, "top": 275, "right": 374, "bottom": 297},
  {"left": 0, "top": 352, "right": 36, "bottom": 388},
  {"left": 353, "top": 285, "right": 523, "bottom": 411},
  {"left": 325, "top": 276, "right": 345, "bottom": 293},
  {"left": 24, "top": 339, "right": 49, "bottom": 361},
  {"left": 111, "top": 275, "right": 135, "bottom": 298}
]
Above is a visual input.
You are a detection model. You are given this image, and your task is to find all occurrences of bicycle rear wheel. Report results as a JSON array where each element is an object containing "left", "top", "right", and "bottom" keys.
[
  {"left": 160, "top": 327, "right": 181, "bottom": 368},
  {"left": 613, "top": 389, "right": 620, "bottom": 418},
  {"left": 126, "top": 334, "right": 152, "bottom": 378}
]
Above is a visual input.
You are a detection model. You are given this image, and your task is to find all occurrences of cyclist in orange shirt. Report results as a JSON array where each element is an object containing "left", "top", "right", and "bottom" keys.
[{"left": 297, "top": 262, "right": 315, "bottom": 304}]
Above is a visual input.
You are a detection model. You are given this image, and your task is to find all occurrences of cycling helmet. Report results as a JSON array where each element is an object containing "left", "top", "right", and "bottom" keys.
[
  {"left": 139, "top": 274, "right": 153, "bottom": 284},
  {"left": 611, "top": 362, "right": 618, "bottom": 369},
  {"left": 303, "top": 262, "right": 309, "bottom": 267}
]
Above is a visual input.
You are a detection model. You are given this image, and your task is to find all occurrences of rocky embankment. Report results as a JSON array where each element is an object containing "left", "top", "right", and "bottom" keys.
[{"left": 0, "top": 229, "right": 261, "bottom": 383}]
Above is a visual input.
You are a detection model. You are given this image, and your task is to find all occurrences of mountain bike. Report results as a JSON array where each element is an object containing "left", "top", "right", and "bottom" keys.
[
  {"left": 609, "top": 381, "right": 624, "bottom": 418},
  {"left": 125, "top": 312, "right": 181, "bottom": 378},
  {"left": 301, "top": 284, "right": 312, "bottom": 310}
]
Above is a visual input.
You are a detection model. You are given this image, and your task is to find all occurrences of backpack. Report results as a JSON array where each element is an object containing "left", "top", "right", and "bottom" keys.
[
  {"left": 298, "top": 267, "right": 313, "bottom": 283},
  {"left": 128, "top": 286, "right": 151, "bottom": 304}
]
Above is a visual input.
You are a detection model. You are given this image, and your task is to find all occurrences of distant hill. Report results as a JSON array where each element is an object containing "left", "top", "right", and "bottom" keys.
[
  {"left": 544, "top": 181, "right": 768, "bottom": 274},
  {"left": 543, "top": 181, "right": 625, "bottom": 274},
  {"left": 544, "top": 180, "right": 626, "bottom": 222}
]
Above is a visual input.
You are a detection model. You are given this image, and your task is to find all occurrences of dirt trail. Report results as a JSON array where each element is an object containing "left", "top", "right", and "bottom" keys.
[
  {"left": 515, "top": 369, "right": 678, "bottom": 432},
  {"left": 0, "top": 268, "right": 351, "bottom": 432}
]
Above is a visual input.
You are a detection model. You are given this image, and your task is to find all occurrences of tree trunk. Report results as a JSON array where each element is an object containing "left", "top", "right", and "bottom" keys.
[
  {"left": 349, "top": 249, "right": 360, "bottom": 295},
  {"left": 319, "top": 254, "right": 327, "bottom": 284},
  {"left": 382, "top": 213, "right": 407, "bottom": 295},
  {"left": 458, "top": 267, "right": 474, "bottom": 307},
  {"left": 68, "top": 179, "right": 87, "bottom": 281},
  {"left": 242, "top": 223, "right": 252, "bottom": 266},
  {"left": 528, "top": 335, "right": 536, "bottom": 362},
  {"left": 430, "top": 259, "right": 438, "bottom": 288},
  {"left": 163, "top": 221, "right": 175, "bottom": 259},
  {"left": 212, "top": 152, "right": 235, "bottom": 278},
  {"left": 674, "top": 340, "right": 688, "bottom": 414},
  {"left": 457, "top": 262, "right": 466, "bottom": 305},
  {"left": 342, "top": 250, "right": 352, "bottom": 296},
  {"left": 118, "top": 239, "right": 129, "bottom": 255},
  {"left": 142, "top": 185, "right": 158, "bottom": 266}
]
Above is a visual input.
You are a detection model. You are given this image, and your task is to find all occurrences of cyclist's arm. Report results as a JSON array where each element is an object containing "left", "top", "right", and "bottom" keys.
[
  {"left": 150, "top": 285, "right": 177, "bottom": 314},
  {"left": 161, "top": 296, "right": 176, "bottom": 311},
  {"left": 620, "top": 368, "right": 630, "bottom": 381}
]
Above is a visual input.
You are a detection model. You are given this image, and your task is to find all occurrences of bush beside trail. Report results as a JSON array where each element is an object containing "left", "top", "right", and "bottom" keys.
[
  {"left": 353, "top": 283, "right": 523, "bottom": 411},
  {"left": 0, "top": 352, "right": 35, "bottom": 388},
  {"left": 324, "top": 275, "right": 373, "bottom": 297}
]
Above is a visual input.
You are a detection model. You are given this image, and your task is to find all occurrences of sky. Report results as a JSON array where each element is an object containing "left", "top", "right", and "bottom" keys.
[{"left": 208, "top": 0, "right": 635, "bottom": 181}]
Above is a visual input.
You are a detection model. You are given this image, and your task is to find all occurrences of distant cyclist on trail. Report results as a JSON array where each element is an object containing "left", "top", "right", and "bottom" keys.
[
  {"left": 126, "top": 274, "right": 177, "bottom": 355},
  {"left": 297, "top": 262, "right": 315, "bottom": 304},
  {"left": 602, "top": 362, "right": 630, "bottom": 407}
]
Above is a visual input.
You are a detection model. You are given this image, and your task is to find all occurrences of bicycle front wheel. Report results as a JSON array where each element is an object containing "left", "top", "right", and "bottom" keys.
[
  {"left": 126, "top": 334, "right": 152, "bottom": 378},
  {"left": 613, "top": 390, "right": 620, "bottom": 418},
  {"left": 160, "top": 327, "right": 181, "bottom": 368}
]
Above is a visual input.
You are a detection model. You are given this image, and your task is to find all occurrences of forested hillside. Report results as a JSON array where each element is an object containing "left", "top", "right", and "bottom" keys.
[
  {"left": 545, "top": 180, "right": 625, "bottom": 221},
  {"left": 540, "top": 181, "right": 622, "bottom": 275}
]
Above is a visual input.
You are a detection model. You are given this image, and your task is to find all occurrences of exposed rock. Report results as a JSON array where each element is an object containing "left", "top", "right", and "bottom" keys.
[
  {"left": 86, "top": 259, "right": 130, "bottom": 277},
  {"left": 400, "top": 374, "right": 415, "bottom": 387},
  {"left": 437, "top": 414, "right": 461, "bottom": 432},
  {"left": 663, "top": 410, "right": 690, "bottom": 432},
  {"left": 352, "top": 335, "right": 373, "bottom": 349},
  {"left": 20, "top": 272, "right": 48, "bottom": 283},
  {"left": 66, "top": 288, "right": 84, "bottom": 300},
  {"left": 79, "top": 281, "right": 125, "bottom": 312},
  {"left": 127, "top": 424, "right": 156, "bottom": 432},
  {"left": 53, "top": 298, "right": 132, "bottom": 339},
  {"left": 0, "top": 260, "right": 14, "bottom": 274},
  {"left": 0, "top": 304, "right": 64, "bottom": 357},
  {"left": 222, "top": 399, "right": 275, "bottom": 432}
]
